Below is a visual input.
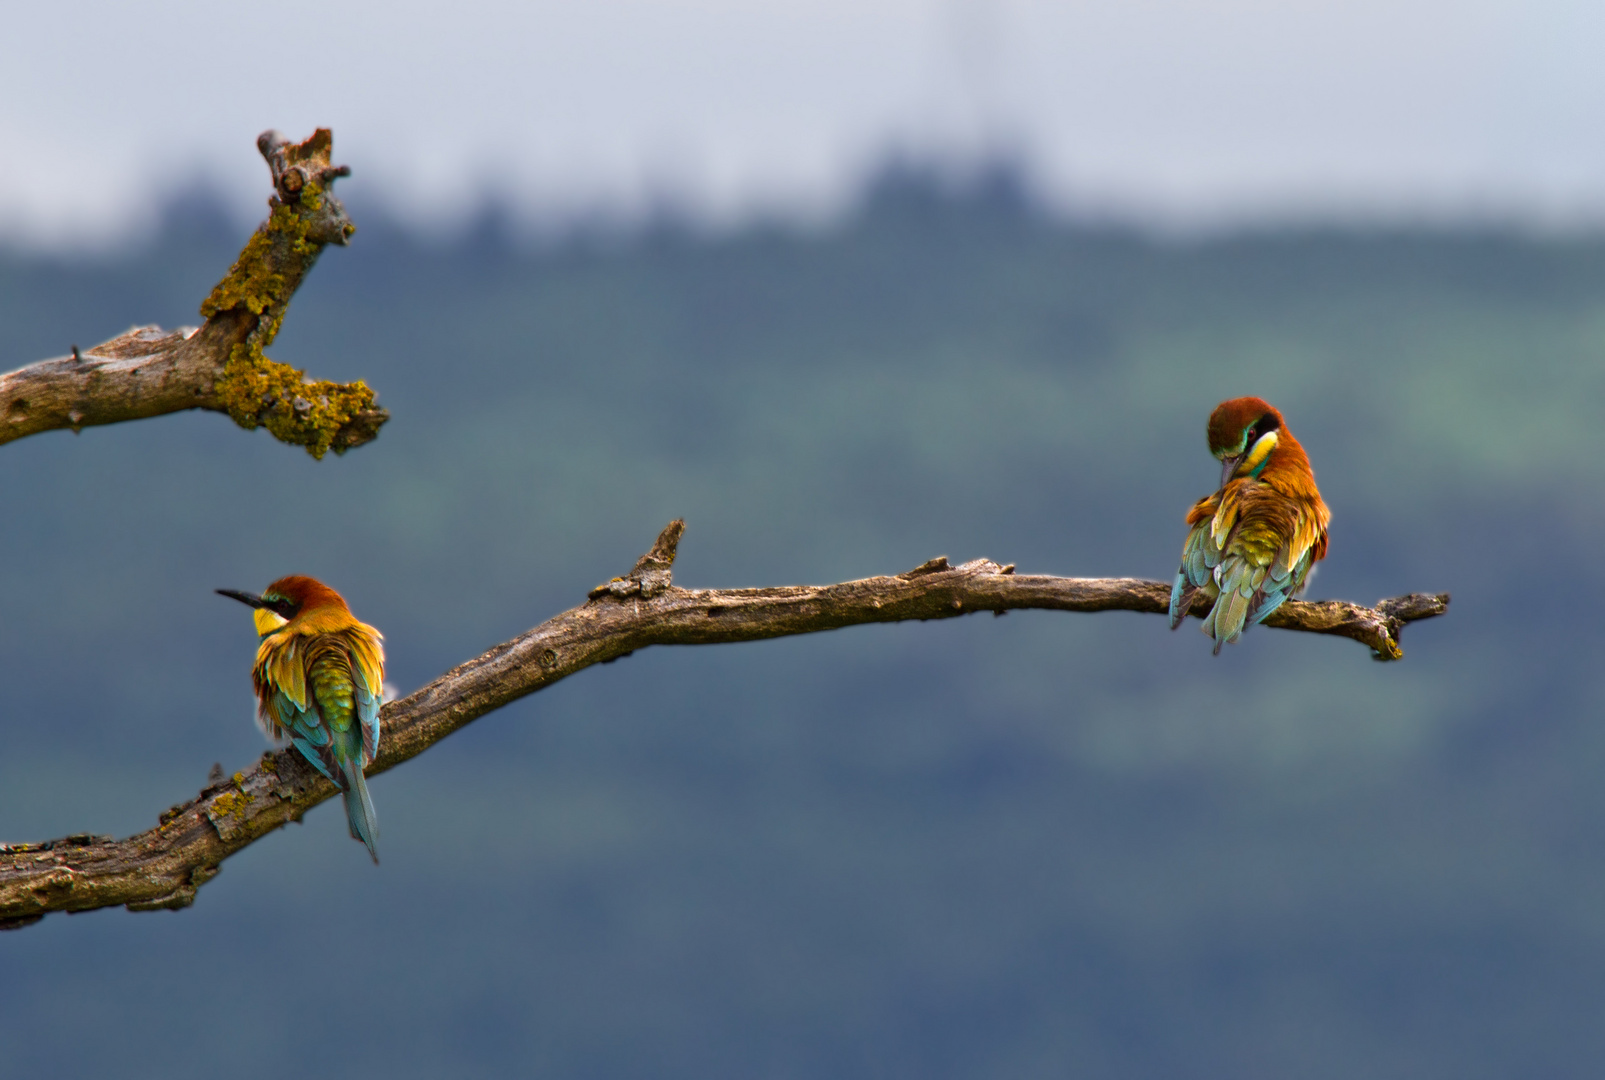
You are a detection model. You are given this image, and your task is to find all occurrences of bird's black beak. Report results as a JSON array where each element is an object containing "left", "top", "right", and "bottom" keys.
[
  {"left": 1218, "top": 454, "right": 1243, "bottom": 491},
  {"left": 216, "top": 588, "right": 268, "bottom": 609}
]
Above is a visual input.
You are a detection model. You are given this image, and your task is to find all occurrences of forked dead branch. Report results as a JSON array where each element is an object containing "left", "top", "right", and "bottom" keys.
[
  {"left": 0, "top": 130, "right": 1450, "bottom": 930},
  {"left": 0, "top": 129, "right": 386, "bottom": 457}
]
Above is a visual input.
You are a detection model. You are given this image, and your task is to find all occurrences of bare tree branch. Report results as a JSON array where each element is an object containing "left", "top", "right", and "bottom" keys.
[
  {"left": 0, "top": 129, "right": 387, "bottom": 458},
  {"left": 0, "top": 520, "right": 1449, "bottom": 929}
]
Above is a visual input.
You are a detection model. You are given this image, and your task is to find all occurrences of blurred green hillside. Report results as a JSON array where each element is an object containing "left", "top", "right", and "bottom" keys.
[{"left": 3, "top": 171, "right": 1604, "bottom": 1079}]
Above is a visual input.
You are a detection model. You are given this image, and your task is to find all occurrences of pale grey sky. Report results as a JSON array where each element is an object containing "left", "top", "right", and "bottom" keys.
[{"left": 2, "top": 0, "right": 1602, "bottom": 244}]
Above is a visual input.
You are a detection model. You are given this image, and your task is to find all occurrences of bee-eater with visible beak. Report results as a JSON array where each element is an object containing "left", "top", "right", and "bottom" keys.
[
  {"left": 1168, "top": 397, "right": 1331, "bottom": 654},
  {"left": 218, "top": 576, "right": 385, "bottom": 862}
]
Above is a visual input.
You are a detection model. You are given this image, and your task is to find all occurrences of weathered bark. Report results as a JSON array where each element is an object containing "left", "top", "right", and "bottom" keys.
[
  {"left": 0, "top": 520, "right": 1449, "bottom": 930},
  {"left": 0, "top": 129, "right": 387, "bottom": 458}
]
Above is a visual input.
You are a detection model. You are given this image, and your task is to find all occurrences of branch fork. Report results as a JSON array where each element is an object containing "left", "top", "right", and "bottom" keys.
[{"left": 0, "top": 128, "right": 387, "bottom": 456}]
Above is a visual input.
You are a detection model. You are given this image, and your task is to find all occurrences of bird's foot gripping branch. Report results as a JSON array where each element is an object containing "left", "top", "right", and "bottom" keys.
[
  {"left": 0, "top": 127, "right": 387, "bottom": 457},
  {"left": 0, "top": 519, "right": 1450, "bottom": 930}
]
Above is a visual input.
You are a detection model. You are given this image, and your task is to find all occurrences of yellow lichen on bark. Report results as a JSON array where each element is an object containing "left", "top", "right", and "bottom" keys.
[
  {"left": 199, "top": 176, "right": 378, "bottom": 458},
  {"left": 209, "top": 790, "right": 250, "bottom": 826},
  {"left": 214, "top": 345, "right": 378, "bottom": 460},
  {"left": 199, "top": 202, "right": 318, "bottom": 326}
]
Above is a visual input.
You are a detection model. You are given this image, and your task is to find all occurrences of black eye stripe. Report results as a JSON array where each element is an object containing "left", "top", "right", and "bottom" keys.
[{"left": 1245, "top": 414, "right": 1280, "bottom": 447}]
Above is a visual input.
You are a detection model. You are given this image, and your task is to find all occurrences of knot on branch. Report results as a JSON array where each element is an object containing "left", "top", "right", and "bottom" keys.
[
  {"left": 899, "top": 556, "right": 1016, "bottom": 579},
  {"left": 257, "top": 128, "right": 355, "bottom": 246},
  {"left": 899, "top": 556, "right": 951, "bottom": 579},
  {"left": 589, "top": 519, "right": 686, "bottom": 601}
]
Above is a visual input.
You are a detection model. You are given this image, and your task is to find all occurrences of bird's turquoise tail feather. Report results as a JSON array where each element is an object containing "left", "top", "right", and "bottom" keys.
[{"left": 340, "top": 757, "right": 379, "bottom": 864}]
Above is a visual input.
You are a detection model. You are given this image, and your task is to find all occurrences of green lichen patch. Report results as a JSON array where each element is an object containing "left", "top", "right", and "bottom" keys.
[
  {"left": 209, "top": 790, "right": 251, "bottom": 827},
  {"left": 200, "top": 202, "right": 319, "bottom": 331},
  {"left": 215, "top": 343, "right": 380, "bottom": 460}
]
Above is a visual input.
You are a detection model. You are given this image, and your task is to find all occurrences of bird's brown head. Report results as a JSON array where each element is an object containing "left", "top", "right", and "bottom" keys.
[
  {"left": 1206, "top": 397, "right": 1286, "bottom": 490},
  {"left": 217, "top": 575, "right": 352, "bottom": 634}
]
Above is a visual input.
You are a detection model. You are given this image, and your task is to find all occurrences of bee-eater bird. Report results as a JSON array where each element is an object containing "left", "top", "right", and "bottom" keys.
[
  {"left": 217, "top": 576, "right": 385, "bottom": 862},
  {"left": 1168, "top": 397, "right": 1330, "bottom": 654}
]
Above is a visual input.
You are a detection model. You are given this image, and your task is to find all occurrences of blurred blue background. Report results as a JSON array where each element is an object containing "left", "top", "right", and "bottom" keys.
[{"left": 6, "top": 3, "right": 1605, "bottom": 1078}]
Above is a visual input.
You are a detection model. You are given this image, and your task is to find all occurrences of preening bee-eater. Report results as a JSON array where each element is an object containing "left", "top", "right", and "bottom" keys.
[
  {"left": 1168, "top": 397, "right": 1330, "bottom": 654},
  {"left": 218, "top": 576, "right": 385, "bottom": 862}
]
